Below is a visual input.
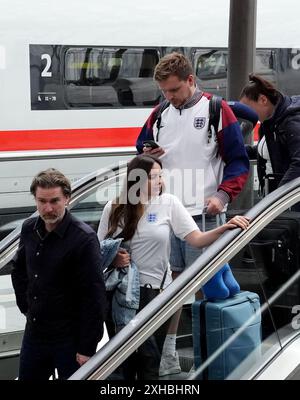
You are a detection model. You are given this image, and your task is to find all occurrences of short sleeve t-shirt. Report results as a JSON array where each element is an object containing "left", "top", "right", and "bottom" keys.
[{"left": 97, "top": 193, "right": 198, "bottom": 289}]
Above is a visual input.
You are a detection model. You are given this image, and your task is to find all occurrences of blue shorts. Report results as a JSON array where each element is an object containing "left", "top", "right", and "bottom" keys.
[{"left": 170, "top": 213, "right": 226, "bottom": 273}]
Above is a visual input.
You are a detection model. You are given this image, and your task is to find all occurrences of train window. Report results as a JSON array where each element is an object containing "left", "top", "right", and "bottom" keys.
[
  {"left": 255, "top": 50, "right": 276, "bottom": 77},
  {"left": 194, "top": 50, "right": 227, "bottom": 80},
  {"left": 63, "top": 47, "right": 161, "bottom": 108},
  {"left": 192, "top": 49, "right": 227, "bottom": 98},
  {"left": 164, "top": 47, "right": 185, "bottom": 56},
  {"left": 192, "top": 48, "right": 277, "bottom": 98},
  {"left": 194, "top": 49, "right": 276, "bottom": 81},
  {"left": 253, "top": 50, "right": 277, "bottom": 88}
]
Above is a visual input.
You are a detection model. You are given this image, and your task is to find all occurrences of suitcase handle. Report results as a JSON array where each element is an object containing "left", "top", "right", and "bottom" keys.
[{"left": 202, "top": 206, "right": 221, "bottom": 233}]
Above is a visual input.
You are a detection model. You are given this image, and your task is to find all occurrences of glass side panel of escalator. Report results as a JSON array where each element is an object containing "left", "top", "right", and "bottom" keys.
[
  {"left": 89, "top": 208, "right": 300, "bottom": 381},
  {"left": 1, "top": 164, "right": 300, "bottom": 380}
]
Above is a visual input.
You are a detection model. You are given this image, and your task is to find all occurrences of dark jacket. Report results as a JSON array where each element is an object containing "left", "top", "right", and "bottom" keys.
[
  {"left": 259, "top": 94, "right": 300, "bottom": 190},
  {"left": 11, "top": 210, "right": 106, "bottom": 357}
]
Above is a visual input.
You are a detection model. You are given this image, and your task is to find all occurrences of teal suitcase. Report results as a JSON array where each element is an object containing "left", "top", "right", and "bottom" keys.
[{"left": 192, "top": 291, "right": 261, "bottom": 379}]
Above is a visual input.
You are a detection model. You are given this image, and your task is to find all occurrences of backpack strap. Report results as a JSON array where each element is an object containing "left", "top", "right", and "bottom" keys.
[
  {"left": 208, "top": 95, "right": 222, "bottom": 143},
  {"left": 155, "top": 99, "right": 170, "bottom": 141},
  {"left": 156, "top": 95, "right": 222, "bottom": 143}
]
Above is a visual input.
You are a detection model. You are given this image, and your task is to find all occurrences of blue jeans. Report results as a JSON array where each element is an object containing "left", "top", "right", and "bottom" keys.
[
  {"left": 19, "top": 327, "right": 79, "bottom": 380},
  {"left": 170, "top": 213, "right": 226, "bottom": 272}
]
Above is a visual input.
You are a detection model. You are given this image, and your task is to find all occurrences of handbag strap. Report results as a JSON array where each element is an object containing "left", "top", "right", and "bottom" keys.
[
  {"left": 159, "top": 268, "right": 168, "bottom": 292},
  {"left": 201, "top": 206, "right": 221, "bottom": 232}
]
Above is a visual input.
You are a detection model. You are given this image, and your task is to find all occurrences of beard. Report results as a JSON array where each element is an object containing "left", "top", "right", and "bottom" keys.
[{"left": 41, "top": 213, "right": 63, "bottom": 225}]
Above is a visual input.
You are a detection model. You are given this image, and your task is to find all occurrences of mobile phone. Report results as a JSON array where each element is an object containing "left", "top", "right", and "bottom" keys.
[{"left": 143, "top": 140, "right": 159, "bottom": 149}]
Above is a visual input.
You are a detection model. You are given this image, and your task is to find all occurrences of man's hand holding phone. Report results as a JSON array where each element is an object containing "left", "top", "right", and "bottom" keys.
[{"left": 142, "top": 140, "right": 165, "bottom": 157}]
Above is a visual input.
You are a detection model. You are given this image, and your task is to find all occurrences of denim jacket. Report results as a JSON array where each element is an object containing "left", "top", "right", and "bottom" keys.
[{"left": 100, "top": 238, "right": 140, "bottom": 327}]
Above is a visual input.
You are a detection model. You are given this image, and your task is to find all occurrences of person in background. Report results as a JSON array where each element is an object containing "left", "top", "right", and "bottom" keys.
[
  {"left": 11, "top": 168, "right": 106, "bottom": 380},
  {"left": 97, "top": 154, "right": 249, "bottom": 380},
  {"left": 240, "top": 73, "right": 300, "bottom": 197},
  {"left": 136, "top": 52, "right": 250, "bottom": 375}
]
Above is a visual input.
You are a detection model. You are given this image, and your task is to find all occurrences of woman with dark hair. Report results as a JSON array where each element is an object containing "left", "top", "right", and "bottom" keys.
[
  {"left": 97, "top": 154, "right": 249, "bottom": 379},
  {"left": 240, "top": 73, "right": 300, "bottom": 196}
]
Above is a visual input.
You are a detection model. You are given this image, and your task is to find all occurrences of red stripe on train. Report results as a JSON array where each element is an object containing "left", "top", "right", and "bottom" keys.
[{"left": 0, "top": 127, "right": 140, "bottom": 151}]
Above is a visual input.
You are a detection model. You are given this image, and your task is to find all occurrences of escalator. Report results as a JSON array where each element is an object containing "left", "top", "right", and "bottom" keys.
[{"left": 1, "top": 164, "right": 300, "bottom": 380}]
